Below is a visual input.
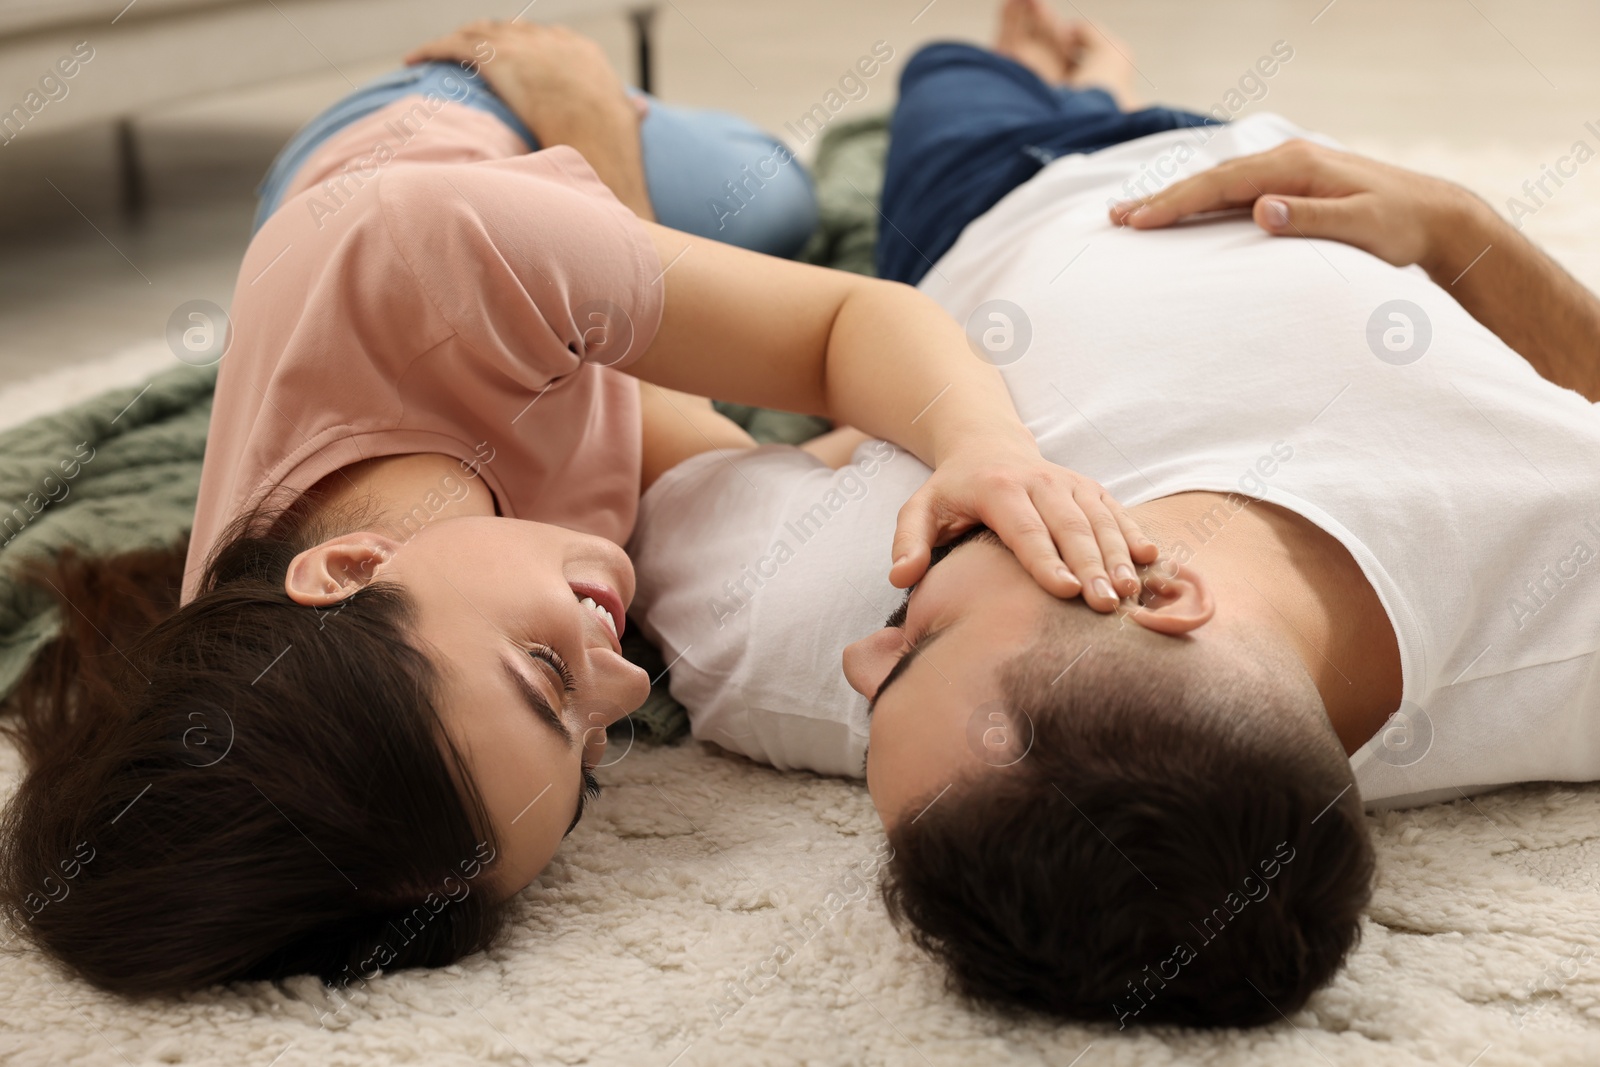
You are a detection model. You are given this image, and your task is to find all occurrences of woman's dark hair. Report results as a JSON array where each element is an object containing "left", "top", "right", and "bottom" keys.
[
  {"left": 0, "top": 496, "right": 509, "bottom": 995},
  {"left": 880, "top": 618, "right": 1374, "bottom": 1029}
]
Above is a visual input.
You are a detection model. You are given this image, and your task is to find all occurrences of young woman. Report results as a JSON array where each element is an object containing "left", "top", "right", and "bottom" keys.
[{"left": 0, "top": 20, "right": 1150, "bottom": 994}]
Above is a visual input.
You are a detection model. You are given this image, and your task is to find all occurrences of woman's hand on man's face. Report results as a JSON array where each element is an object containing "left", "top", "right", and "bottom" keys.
[
  {"left": 1108, "top": 138, "right": 1480, "bottom": 279},
  {"left": 890, "top": 435, "right": 1157, "bottom": 613}
]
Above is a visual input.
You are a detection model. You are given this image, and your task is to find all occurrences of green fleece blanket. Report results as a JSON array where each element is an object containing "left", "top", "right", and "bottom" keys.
[{"left": 0, "top": 114, "right": 890, "bottom": 743}]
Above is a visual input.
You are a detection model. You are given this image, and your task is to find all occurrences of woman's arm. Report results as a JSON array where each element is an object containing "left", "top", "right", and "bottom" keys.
[
  {"left": 1111, "top": 140, "right": 1600, "bottom": 401},
  {"left": 408, "top": 21, "right": 1154, "bottom": 608},
  {"left": 801, "top": 426, "right": 874, "bottom": 469},
  {"left": 638, "top": 384, "right": 757, "bottom": 492},
  {"left": 627, "top": 223, "right": 1154, "bottom": 608}
]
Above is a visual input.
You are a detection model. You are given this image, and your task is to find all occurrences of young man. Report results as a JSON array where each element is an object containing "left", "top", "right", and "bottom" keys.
[{"left": 627, "top": 0, "right": 1600, "bottom": 1029}]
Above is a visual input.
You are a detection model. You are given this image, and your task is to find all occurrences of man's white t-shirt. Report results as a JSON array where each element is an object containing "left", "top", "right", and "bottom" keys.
[{"left": 629, "top": 114, "right": 1600, "bottom": 808}]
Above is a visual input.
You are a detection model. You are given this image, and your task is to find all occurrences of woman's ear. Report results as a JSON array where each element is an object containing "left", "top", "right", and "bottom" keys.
[
  {"left": 284, "top": 532, "right": 402, "bottom": 606},
  {"left": 1125, "top": 560, "right": 1214, "bottom": 635}
]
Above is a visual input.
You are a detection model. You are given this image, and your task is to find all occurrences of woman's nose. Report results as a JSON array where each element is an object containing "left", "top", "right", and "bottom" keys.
[
  {"left": 575, "top": 699, "right": 623, "bottom": 765},
  {"left": 577, "top": 695, "right": 628, "bottom": 732}
]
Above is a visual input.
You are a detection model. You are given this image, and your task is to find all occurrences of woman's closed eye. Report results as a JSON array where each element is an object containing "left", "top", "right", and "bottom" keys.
[
  {"left": 528, "top": 645, "right": 576, "bottom": 695},
  {"left": 525, "top": 646, "right": 603, "bottom": 836},
  {"left": 565, "top": 763, "right": 602, "bottom": 837}
]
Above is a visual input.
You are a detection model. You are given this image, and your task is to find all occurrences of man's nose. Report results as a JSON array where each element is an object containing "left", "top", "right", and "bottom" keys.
[{"left": 842, "top": 628, "right": 901, "bottom": 698}]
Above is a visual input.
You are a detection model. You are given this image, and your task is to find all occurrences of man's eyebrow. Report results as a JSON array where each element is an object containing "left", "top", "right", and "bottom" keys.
[
  {"left": 868, "top": 626, "right": 950, "bottom": 715},
  {"left": 864, "top": 528, "right": 997, "bottom": 715},
  {"left": 500, "top": 656, "right": 590, "bottom": 835}
]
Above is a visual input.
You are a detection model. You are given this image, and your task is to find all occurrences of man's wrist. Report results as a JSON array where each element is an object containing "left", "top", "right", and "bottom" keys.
[
  {"left": 537, "top": 101, "right": 652, "bottom": 218},
  {"left": 529, "top": 96, "right": 638, "bottom": 151},
  {"left": 1419, "top": 185, "right": 1504, "bottom": 283}
]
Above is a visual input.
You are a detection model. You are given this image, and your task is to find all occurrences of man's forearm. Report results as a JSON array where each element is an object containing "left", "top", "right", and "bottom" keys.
[
  {"left": 537, "top": 103, "right": 655, "bottom": 222},
  {"left": 1424, "top": 196, "right": 1600, "bottom": 401},
  {"left": 415, "top": 23, "right": 658, "bottom": 221}
]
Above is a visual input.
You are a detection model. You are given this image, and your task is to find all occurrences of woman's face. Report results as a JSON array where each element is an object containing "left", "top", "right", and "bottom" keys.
[{"left": 307, "top": 515, "right": 651, "bottom": 895}]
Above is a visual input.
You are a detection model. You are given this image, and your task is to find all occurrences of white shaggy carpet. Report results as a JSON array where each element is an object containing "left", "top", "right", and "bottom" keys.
[{"left": 4, "top": 139, "right": 1600, "bottom": 1066}]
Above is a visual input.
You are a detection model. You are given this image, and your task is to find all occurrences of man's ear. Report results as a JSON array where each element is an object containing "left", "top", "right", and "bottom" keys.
[
  {"left": 1124, "top": 560, "right": 1214, "bottom": 635},
  {"left": 284, "top": 532, "right": 402, "bottom": 606}
]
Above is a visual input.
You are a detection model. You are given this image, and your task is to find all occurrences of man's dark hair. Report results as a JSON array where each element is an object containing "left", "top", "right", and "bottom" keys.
[{"left": 879, "top": 614, "right": 1374, "bottom": 1028}]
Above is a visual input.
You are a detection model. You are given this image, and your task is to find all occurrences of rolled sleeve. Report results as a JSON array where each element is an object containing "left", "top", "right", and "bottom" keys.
[{"left": 378, "top": 145, "right": 664, "bottom": 390}]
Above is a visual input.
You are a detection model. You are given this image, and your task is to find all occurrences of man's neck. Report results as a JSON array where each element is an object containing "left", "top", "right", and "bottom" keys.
[{"left": 1132, "top": 491, "right": 1402, "bottom": 753}]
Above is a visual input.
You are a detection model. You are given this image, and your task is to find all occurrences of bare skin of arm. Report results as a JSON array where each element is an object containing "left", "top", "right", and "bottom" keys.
[
  {"left": 408, "top": 26, "right": 762, "bottom": 494},
  {"left": 406, "top": 21, "right": 1158, "bottom": 606},
  {"left": 407, "top": 21, "right": 654, "bottom": 219},
  {"left": 800, "top": 426, "right": 874, "bottom": 469},
  {"left": 1430, "top": 198, "right": 1600, "bottom": 401},
  {"left": 1111, "top": 139, "right": 1600, "bottom": 401},
  {"left": 638, "top": 386, "right": 756, "bottom": 492}
]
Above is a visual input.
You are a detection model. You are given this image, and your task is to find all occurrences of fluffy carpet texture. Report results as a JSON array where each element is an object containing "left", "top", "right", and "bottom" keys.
[{"left": 3, "top": 137, "right": 1600, "bottom": 1065}]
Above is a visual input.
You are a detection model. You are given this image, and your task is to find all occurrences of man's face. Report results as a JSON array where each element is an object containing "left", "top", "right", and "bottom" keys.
[
  {"left": 843, "top": 530, "right": 1215, "bottom": 830},
  {"left": 844, "top": 531, "right": 1063, "bottom": 828}
]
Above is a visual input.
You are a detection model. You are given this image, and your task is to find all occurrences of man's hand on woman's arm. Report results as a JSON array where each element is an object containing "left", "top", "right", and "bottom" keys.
[
  {"left": 1110, "top": 140, "right": 1600, "bottom": 402},
  {"left": 406, "top": 21, "right": 654, "bottom": 220}
]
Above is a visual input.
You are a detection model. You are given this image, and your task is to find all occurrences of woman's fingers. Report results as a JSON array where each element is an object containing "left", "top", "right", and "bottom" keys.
[
  {"left": 1074, "top": 487, "right": 1146, "bottom": 597},
  {"left": 972, "top": 478, "right": 1085, "bottom": 602},
  {"left": 1025, "top": 484, "right": 1117, "bottom": 609},
  {"left": 1112, "top": 499, "right": 1160, "bottom": 565},
  {"left": 891, "top": 461, "right": 1149, "bottom": 612},
  {"left": 889, "top": 490, "right": 939, "bottom": 589}
]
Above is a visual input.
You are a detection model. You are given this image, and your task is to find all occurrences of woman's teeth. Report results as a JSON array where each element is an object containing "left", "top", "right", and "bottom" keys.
[{"left": 578, "top": 595, "right": 618, "bottom": 639}]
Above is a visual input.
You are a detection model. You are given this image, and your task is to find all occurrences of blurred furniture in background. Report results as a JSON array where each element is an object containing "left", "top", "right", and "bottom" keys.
[{"left": 0, "top": 0, "right": 658, "bottom": 217}]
